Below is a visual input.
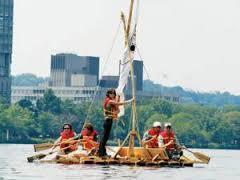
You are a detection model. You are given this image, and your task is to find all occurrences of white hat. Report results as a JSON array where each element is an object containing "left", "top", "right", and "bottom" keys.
[
  {"left": 165, "top": 122, "right": 172, "bottom": 127},
  {"left": 153, "top": 121, "right": 161, "bottom": 127}
]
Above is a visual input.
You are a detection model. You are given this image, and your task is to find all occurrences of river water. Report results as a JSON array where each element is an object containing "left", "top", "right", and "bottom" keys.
[{"left": 0, "top": 144, "right": 239, "bottom": 180}]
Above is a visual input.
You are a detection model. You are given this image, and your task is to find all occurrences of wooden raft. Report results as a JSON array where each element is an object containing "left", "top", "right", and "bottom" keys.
[{"left": 55, "top": 147, "right": 194, "bottom": 167}]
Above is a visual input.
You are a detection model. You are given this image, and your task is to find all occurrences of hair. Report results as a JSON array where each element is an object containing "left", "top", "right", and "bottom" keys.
[
  {"left": 106, "top": 88, "right": 116, "bottom": 97},
  {"left": 62, "top": 123, "right": 72, "bottom": 130},
  {"left": 84, "top": 123, "right": 94, "bottom": 132}
]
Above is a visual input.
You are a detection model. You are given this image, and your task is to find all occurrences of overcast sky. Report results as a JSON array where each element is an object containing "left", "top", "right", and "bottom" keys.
[{"left": 12, "top": 0, "right": 240, "bottom": 95}]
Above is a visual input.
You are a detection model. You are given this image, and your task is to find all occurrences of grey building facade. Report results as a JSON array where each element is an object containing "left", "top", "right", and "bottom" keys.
[
  {"left": 50, "top": 54, "right": 99, "bottom": 87},
  {"left": 99, "top": 76, "right": 119, "bottom": 88},
  {"left": 0, "top": 0, "right": 13, "bottom": 103},
  {"left": 133, "top": 60, "right": 143, "bottom": 91}
]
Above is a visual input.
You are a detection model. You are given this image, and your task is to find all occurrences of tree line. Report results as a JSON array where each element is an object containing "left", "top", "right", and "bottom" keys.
[{"left": 0, "top": 89, "right": 239, "bottom": 149}]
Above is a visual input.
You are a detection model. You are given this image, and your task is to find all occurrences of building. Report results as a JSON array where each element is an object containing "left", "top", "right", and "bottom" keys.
[
  {"left": 122, "top": 60, "right": 143, "bottom": 91},
  {"left": 99, "top": 76, "right": 119, "bottom": 88},
  {"left": 133, "top": 60, "right": 143, "bottom": 91},
  {"left": 100, "top": 60, "right": 143, "bottom": 91},
  {"left": 0, "top": 0, "right": 13, "bottom": 103},
  {"left": 11, "top": 85, "right": 179, "bottom": 105},
  {"left": 71, "top": 74, "right": 97, "bottom": 87},
  {"left": 50, "top": 54, "right": 99, "bottom": 87},
  {"left": 11, "top": 86, "right": 97, "bottom": 104}
]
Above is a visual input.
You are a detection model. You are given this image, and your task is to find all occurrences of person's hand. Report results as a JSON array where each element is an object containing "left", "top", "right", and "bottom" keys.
[
  {"left": 51, "top": 144, "right": 57, "bottom": 151},
  {"left": 128, "top": 98, "right": 135, "bottom": 103}
]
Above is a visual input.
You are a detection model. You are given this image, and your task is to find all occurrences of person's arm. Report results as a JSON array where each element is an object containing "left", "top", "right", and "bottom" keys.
[
  {"left": 52, "top": 136, "right": 61, "bottom": 150},
  {"left": 109, "top": 98, "right": 134, "bottom": 106},
  {"left": 93, "top": 134, "right": 98, "bottom": 141},
  {"left": 158, "top": 135, "right": 164, "bottom": 147},
  {"left": 73, "top": 134, "right": 83, "bottom": 140},
  {"left": 142, "top": 131, "right": 149, "bottom": 141}
]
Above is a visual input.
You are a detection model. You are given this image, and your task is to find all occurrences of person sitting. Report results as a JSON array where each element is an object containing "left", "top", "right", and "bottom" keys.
[
  {"left": 74, "top": 123, "right": 98, "bottom": 152},
  {"left": 53, "top": 123, "right": 78, "bottom": 155},
  {"left": 143, "top": 121, "right": 163, "bottom": 148},
  {"left": 160, "top": 122, "right": 182, "bottom": 159}
]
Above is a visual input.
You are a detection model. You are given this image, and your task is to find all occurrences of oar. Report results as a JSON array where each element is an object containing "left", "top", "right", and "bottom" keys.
[
  {"left": 34, "top": 142, "right": 54, "bottom": 152},
  {"left": 28, "top": 142, "right": 80, "bottom": 163},
  {"left": 27, "top": 149, "right": 58, "bottom": 162},
  {"left": 34, "top": 139, "right": 83, "bottom": 152},
  {"left": 181, "top": 146, "right": 210, "bottom": 164}
]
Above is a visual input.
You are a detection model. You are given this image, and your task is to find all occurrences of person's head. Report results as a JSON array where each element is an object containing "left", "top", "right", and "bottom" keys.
[
  {"left": 106, "top": 88, "right": 116, "bottom": 99},
  {"left": 152, "top": 121, "right": 161, "bottom": 132},
  {"left": 83, "top": 123, "right": 94, "bottom": 133},
  {"left": 164, "top": 122, "right": 172, "bottom": 132},
  {"left": 62, "top": 123, "right": 72, "bottom": 132}
]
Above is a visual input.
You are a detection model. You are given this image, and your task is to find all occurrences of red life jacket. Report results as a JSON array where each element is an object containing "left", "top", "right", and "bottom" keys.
[
  {"left": 60, "top": 130, "right": 77, "bottom": 151},
  {"left": 146, "top": 128, "right": 160, "bottom": 148},
  {"left": 160, "top": 130, "right": 175, "bottom": 150},
  {"left": 81, "top": 129, "right": 98, "bottom": 151},
  {"left": 103, "top": 97, "right": 119, "bottom": 120}
]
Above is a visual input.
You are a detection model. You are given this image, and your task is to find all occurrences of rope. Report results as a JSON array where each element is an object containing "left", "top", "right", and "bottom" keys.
[
  {"left": 83, "top": 21, "right": 121, "bottom": 125},
  {"left": 136, "top": 46, "right": 151, "bottom": 81}
]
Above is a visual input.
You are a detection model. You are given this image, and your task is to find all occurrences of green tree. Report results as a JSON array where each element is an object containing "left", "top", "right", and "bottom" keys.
[
  {"left": 0, "top": 105, "right": 33, "bottom": 143},
  {"left": 36, "top": 89, "right": 62, "bottom": 114}
]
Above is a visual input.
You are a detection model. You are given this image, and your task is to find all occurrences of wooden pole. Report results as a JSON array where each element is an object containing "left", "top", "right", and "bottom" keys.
[{"left": 126, "top": 0, "right": 137, "bottom": 159}]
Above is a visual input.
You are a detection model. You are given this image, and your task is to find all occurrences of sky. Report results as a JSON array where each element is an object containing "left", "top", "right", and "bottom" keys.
[{"left": 12, "top": 0, "right": 240, "bottom": 95}]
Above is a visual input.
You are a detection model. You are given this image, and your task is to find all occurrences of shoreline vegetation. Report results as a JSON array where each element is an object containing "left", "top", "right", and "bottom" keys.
[{"left": 0, "top": 89, "right": 239, "bottom": 149}]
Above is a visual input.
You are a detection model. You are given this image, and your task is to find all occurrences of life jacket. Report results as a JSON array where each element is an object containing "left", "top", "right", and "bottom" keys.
[
  {"left": 145, "top": 128, "right": 160, "bottom": 148},
  {"left": 160, "top": 130, "right": 175, "bottom": 150},
  {"left": 103, "top": 97, "right": 119, "bottom": 120},
  {"left": 60, "top": 130, "right": 77, "bottom": 152},
  {"left": 81, "top": 129, "right": 98, "bottom": 151}
]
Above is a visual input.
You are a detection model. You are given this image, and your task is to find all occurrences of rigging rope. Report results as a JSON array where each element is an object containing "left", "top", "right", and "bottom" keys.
[{"left": 84, "top": 21, "right": 121, "bottom": 125}]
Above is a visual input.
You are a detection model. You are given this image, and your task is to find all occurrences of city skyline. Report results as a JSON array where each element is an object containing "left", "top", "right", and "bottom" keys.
[{"left": 12, "top": 0, "right": 240, "bottom": 95}]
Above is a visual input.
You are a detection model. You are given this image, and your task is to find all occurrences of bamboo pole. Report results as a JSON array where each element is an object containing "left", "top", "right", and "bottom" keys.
[
  {"left": 126, "top": 0, "right": 135, "bottom": 37},
  {"left": 126, "top": 0, "right": 138, "bottom": 158}
]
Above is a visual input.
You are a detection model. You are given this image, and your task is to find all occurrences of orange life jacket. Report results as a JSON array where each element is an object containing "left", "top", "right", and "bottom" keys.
[
  {"left": 146, "top": 128, "right": 160, "bottom": 148},
  {"left": 103, "top": 97, "right": 119, "bottom": 120},
  {"left": 81, "top": 129, "right": 98, "bottom": 151},
  {"left": 160, "top": 130, "right": 175, "bottom": 150},
  {"left": 60, "top": 130, "right": 77, "bottom": 152}
]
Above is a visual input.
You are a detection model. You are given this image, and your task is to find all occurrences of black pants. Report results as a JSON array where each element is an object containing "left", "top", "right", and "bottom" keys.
[{"left": 98, "top": 118, "right": 113, "bottom": 156}]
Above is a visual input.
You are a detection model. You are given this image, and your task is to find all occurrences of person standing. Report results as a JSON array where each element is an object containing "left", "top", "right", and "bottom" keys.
[{"left": 98, "top": 88, "right": 134, "bottom": 157}]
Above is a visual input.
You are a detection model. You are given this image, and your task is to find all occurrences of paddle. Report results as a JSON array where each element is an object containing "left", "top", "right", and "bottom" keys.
[
  {"left": 34, "top": 138, "right": 83, "bottom": 152},
  {"left": 34, "top": 142, "right": 54, "bottom": 152},
  {"left": 27, "top": 150, "right": 57, "bottom": 163},
  {"left": 181, "top": 146, "right": 210, "bottom": 164},
  {"left": 28, "top": 142, "right": 80, "bottom": 163}
]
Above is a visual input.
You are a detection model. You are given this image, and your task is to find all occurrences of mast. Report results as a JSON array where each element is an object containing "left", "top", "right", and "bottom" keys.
[{"left": 126, "top": 0, "right": 137, "bottom": 158}]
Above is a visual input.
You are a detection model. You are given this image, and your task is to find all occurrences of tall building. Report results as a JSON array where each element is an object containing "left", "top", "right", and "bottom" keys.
[
  {"left": 50, "top": 54, "right": 99, "bottom": 87},
  {"left": 133, "top": 60, "right": 143, "bottom": 91},
  {"left": 0, "top": 0, "right": 13, "bottom": 103},
  {"left": 124, "top": 60, "right": 143, "bottom": 92}
]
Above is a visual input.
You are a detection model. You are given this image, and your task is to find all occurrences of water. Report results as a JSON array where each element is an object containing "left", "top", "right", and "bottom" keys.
[{"left": 0, "top": 144, "right": 239, "bottom": 180}]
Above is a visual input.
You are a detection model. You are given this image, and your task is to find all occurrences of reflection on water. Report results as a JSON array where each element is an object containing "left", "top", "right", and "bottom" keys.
[{"left": 0, "top": 144, "right": 240, "bottom": 180}]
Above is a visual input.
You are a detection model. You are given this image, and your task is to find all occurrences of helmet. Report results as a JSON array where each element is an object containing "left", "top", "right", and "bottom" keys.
[
  {"left": 165, "top": 122, "right": 172, "bottom": 127},
  {"left": 153, "top": 121, "right": 161, "bottom": 127}
]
